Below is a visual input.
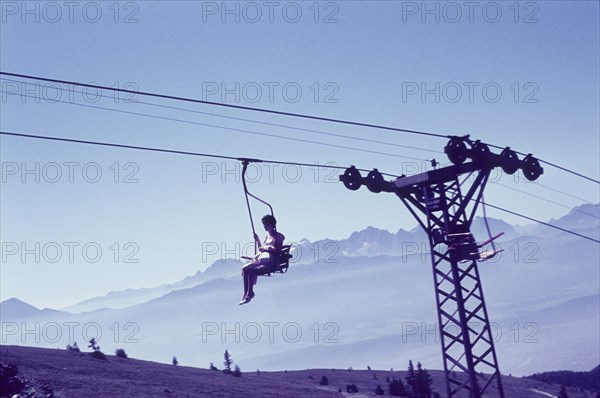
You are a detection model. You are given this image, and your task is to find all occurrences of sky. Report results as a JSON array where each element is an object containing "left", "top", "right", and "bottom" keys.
[{"left": 0, "top": 0, "right": 599, "bottom": 308}]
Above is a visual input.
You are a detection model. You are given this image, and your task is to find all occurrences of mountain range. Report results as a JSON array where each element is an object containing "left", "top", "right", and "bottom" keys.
[
  {"left": 1, "top": 203, "right": 598, "bottom": 377},
  {"left": 57, "top": 213, "right": 555, "bottom": 313}
]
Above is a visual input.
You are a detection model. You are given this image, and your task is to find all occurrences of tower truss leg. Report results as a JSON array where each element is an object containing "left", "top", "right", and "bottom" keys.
[{"left": 398, "top": 170, "right": 505, "bottom": 398}]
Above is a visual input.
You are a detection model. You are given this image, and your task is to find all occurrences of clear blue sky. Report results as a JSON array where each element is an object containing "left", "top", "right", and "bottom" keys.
[{"left": 1, "top": 0, "right": 598, "bottom": 308}]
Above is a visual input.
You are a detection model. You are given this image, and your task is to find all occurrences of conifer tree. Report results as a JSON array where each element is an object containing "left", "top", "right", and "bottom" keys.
[
  {"left": 405, "top": 361, "right": 434, "bottom": 398},
  {"left": 406, "top": 360, "right": 417, "bottom": 396},
  {"left": 389, "top": 377, "right": 408, "bottom": 397},
  {"left": 416, "top": 361, "right": 433, "bottom": 398},
  {"left": 223, "top": 350, "right": 233, "bottom": 374},
  {"left": 233, "top": 365, "right": 242, "bottom": 377},
  {"left": 558, "top": 385, "right": 569, "bottom": 398}
]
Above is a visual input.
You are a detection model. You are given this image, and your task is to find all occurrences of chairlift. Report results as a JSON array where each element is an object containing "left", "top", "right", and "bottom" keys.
[
  {"left": 239, "top": 158, "right": 292, "bottom": 276},
  {"left": 472, "top": 232, "right": 504, "bottom": 261},
  {"left": 476, "top": 194, "right": 504, "bottom": 261},
  {"left": 445, "top": 229, "right": 504, "bottom": 262}
]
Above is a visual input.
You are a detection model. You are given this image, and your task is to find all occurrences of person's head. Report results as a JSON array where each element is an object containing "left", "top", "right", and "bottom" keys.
[{"left": 261, "top": 214, "right": 277, "bottom": 230}]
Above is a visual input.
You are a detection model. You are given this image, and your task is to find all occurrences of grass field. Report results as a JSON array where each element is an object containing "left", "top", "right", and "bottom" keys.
[{"left": 0, "top": 345, "right": 595, "bottom": 398}]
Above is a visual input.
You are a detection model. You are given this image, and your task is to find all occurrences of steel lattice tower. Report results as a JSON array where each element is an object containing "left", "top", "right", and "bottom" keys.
[
  {"left": 339, "top": 137, "right": 543, "bottom": 398},
  {"left": 397, "top": 167, "right": 503, "bottom": 398}
]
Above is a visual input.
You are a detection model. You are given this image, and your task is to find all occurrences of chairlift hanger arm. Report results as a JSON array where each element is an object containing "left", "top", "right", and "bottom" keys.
[
  {"left": 241, "top": 160, "right": 274, "bottom": 217},
  {"left": 241, "top": 159, "right": 276, "bottom": 255}
]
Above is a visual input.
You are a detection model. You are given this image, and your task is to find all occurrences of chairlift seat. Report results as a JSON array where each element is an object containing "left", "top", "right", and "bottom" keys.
[
  {"left": 241, "top": 245, "right": 292, "bottom": 277},
  {"left": 475, "top": 248, "right": 505, "bottom": 261}
]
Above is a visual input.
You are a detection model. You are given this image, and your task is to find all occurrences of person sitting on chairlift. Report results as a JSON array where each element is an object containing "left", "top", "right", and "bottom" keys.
[{"left": 240, "top": 214, "right": 285, "bottom": 305}]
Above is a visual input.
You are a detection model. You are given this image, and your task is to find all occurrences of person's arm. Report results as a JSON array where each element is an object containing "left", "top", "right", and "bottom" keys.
[
  {"left": 256, "top": 235, "right": 269, "bottom": 253},
  {"left": 253, "top": 233, "right": 261, "bottom": 247},
  {"left": 273, "top": 232, "right": 284, "bottom": 252},
  {"left": 248, "top": 234, "right": 262, "bottom": 261}
]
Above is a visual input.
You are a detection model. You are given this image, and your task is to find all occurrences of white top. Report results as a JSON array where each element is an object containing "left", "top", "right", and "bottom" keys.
[{"left": 257, "top": 232, "right": 285, "bottom": 262}]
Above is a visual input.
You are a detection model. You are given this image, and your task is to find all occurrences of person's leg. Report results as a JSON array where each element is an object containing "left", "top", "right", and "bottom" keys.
[
  {"left": 241, "top": 262, "right": 253, "bottom": 300},
  {"left": 246, "top": 269, "right": 255, "bottom": 298},
  {"left": 242, "top": 268, "right": 249, "bottom": 298},
  {"left": 240, "top": 260, "right": 270, "bottom": 304},
  {"left": 240, "top": 262, "right": 259, "bottom": 304},
  {"left": 247, "top": 259, "right": 271, "bottom": 297}
]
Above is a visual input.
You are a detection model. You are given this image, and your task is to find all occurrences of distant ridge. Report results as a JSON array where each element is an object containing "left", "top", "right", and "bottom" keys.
[
  {"left": 0, "top": 298, "right": 68, "bottom": 320},
  {"left": 59, "top": 258, "right": 241, "bottom": 313},
  {"left": 0, "top": 298, "right": 39, "bottom": 319},
  {"left": 548, "top": 203, "right": 600, "bottom": 231},
  {"left": 526, "top": 365, "right": 600, "bottom": 392},
  {"left": 32, "top": 204, "right": 600, "bottom": 313}
]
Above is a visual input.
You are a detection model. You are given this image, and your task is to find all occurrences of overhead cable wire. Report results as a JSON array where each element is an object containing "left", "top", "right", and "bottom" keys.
[
  {"left": 0, "top": 77, "right": 443, "bottom": 156},
  {"left": 482, "top": 203, "right": 599, "bottom": 244},
  {"left": 2, "top": 130, "right": 598, "bottom": 244},
  {"left": 0, "top": 71, "right": 445, "bottom": 138},
  {"left": 0, "top": 130, "right": 397, "bottom": 176},
  {"left": 4, "top": 71, "right": 597, "bottom": 184},
  {"left": 490, "top": 181, "right": 600, "bottom": 220},
  {"left": 512, "top": 174, "right": 597, "bottom": 204},
  {"left": 0, "top": 90, "right": 427, "bottom": 163},
  {"left": 5, "top": 80, "right": 591, "bottom": 206}
]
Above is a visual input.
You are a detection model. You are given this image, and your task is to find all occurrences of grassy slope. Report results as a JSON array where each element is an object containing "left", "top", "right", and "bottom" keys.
[{"left": 0, "top": 345, "right": 596, "bottom": 398}]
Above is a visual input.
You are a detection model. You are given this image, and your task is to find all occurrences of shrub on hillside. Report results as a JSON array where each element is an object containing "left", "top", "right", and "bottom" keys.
[
  {"left": 90, "top": 350, "right": 106, "bottom": 360},
  {"left": 375, "top": 385, "right": 385, "bottom": 395},
  {"left": 115, "top": 348, "right": 128, "bottom": 359},
  {"left": 66, "top": 342, "right": 80, "bottom": 352},
  {"left": 318, "top": 376, "right": 329, "bottom": 386},
  {"left": 0, "top": 363, "right": 56, "bottom": 398},
  {"left": 88, "top": 338, "right": 106, "bottom": 360},
  {"left": 233, "top": 365, "right": 242, "bottom": 377},
  {"left": 0, "top": 363, "right": 25, "bottom": 397},
  {"left": 346, "top": 384, "right": 359, "bottom": 393}
]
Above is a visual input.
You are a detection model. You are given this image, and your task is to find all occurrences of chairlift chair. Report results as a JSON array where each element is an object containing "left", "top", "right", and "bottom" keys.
[
  {"left": 241, "top": 244, "right": 293, "bottom": 277},
  {"left": 239, "top": 158, "right": 291, "bottom": 277}
]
